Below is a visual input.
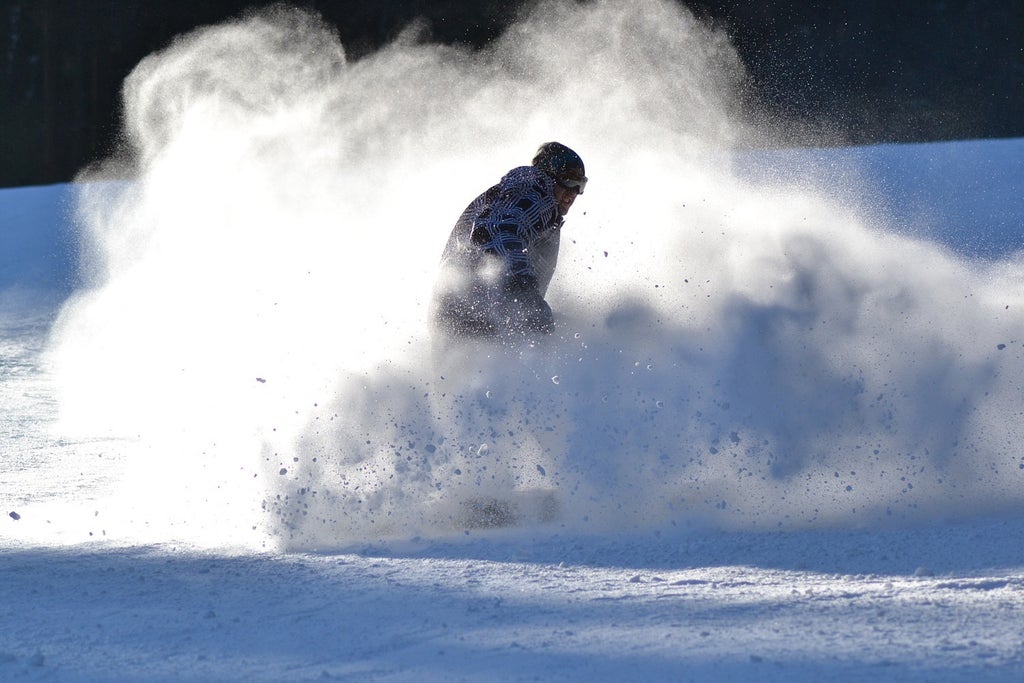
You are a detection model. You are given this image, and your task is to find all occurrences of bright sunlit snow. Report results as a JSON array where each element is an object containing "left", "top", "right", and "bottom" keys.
[{"left": 2, "top": 1, "right": 1024, "bottom": 680}]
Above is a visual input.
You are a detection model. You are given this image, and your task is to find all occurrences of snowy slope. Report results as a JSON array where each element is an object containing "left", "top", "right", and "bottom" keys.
[
  {"left": 2, "top": 519, "right": 1024, "bottom": 682},
  {"left": 3, "top": 143, "right": 1023, "bottom": 683}
]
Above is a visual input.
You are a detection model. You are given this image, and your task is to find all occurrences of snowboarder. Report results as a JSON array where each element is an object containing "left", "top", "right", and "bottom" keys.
[{"left": 431, "top": 142, "right": 587, "bottom": 341}]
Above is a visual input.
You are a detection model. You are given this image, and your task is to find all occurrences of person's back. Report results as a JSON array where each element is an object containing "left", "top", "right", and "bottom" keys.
[{"left": 432, "top": 142, "right": 587, "bottom": 341}]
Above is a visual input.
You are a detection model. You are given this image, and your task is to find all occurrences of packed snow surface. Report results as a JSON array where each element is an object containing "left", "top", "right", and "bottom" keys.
[{"left": 2, "top": 1, "right": 1024, "bottom": 680}]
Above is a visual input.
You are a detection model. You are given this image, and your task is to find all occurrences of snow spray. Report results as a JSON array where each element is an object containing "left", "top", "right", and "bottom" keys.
[{"left": 44, "top": 0, "right": 1024, "bottom": 549}]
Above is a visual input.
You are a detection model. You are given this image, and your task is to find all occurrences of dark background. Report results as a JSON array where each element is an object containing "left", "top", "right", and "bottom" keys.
[{"left": 2, "top": 0, "right": 1022, "bottom": 189}]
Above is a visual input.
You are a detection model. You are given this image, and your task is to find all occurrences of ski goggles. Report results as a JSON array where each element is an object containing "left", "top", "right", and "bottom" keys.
[{"left": 556, "top": 175, "right": 587, "bottom": 195}]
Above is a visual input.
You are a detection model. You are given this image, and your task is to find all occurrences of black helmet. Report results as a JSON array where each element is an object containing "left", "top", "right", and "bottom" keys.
[{"left": 532, "top": 142, "right": 587, "bottom": 194}]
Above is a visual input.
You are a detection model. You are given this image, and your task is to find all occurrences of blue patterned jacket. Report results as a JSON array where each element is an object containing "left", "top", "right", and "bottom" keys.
[{"left": 433, "top": 166, "right": 563, "bottom": 337}]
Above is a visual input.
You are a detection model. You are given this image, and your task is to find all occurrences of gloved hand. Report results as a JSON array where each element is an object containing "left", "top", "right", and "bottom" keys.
[{"left": 507, "top": 275, "right": 554, "bottom": 333}]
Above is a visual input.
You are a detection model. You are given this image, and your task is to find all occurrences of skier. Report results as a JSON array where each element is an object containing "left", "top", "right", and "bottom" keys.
[{"left": 431, "top": 142, "right": 587, "bottom": 341}]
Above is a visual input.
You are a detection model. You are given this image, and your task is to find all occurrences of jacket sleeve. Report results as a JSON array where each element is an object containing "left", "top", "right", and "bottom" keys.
[
  {"left": 472, "top": 176, "right": 559, "bottom": 279},
  {"left": 469, "top": 171, "right": 560, "bottom": 334},
  {"left": 473, "top": 211, "right": 538, "bottom": 280}
]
